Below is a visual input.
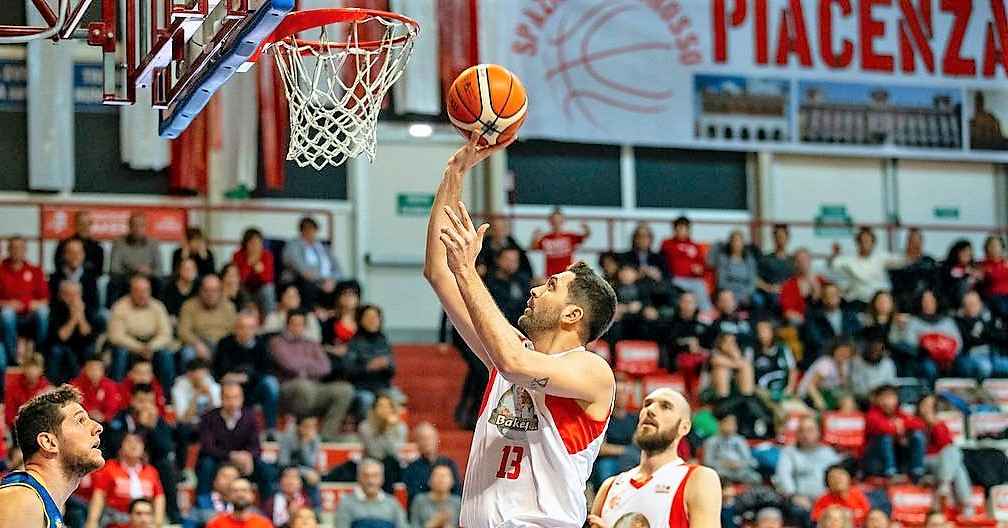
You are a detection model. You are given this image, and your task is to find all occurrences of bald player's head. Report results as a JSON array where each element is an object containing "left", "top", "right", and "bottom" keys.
[{"left": 633, "top": 388, "right": 691, "bottom": 455}]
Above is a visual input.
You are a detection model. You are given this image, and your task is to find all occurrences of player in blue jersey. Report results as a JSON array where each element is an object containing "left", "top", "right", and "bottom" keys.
[{"left": 0, "top": 385, "right": 104, "bottom": 528}]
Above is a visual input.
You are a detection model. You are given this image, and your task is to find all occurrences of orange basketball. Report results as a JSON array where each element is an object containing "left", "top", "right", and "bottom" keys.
[{"left": 446, "top": 64, "right": 527, "bottom": 146}]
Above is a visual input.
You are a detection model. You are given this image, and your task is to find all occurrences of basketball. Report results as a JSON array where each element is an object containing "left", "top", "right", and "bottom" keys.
[{"left": 446, "top": 64, "right": 528, "bottom": 146}]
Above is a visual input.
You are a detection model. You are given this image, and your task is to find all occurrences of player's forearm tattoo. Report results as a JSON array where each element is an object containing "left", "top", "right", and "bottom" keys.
[{"left": 528, "top": 377, "right": 549, "bottom": 389}]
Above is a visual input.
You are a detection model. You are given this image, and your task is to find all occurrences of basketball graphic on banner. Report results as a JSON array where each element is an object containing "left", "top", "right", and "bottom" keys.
[{"left": 542, "top": 0, "right": 698, "bottom": 128}]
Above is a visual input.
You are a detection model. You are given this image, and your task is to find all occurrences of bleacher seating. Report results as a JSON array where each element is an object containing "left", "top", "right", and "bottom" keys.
[
  {"left": 968, "top": 412, "right": 1008, "bottom": 440},
  {"left": 820, "top": 411, "right": 866, "bottom": 454},
  {"left": 989, "top": 484, "right": 1008, "bottom": 522},
  {"left": 614, "top": 340, "right": 660, "bottom": 376},
  {"left": 935, "top": 378, "right": 979, "bottom": 401},
  {"left": 889, "top": 484, "right": 935, "bottom": 527},
  {"left": 982, "top": 379, "right": 1008, "bottom": 407}
]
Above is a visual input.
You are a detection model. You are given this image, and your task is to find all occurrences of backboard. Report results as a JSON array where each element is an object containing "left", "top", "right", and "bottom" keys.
[{"left": 0, "top": 0, "right": 294, "bottom": 138}]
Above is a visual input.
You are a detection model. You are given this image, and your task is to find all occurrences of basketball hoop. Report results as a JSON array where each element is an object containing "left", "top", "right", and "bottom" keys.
[{"left": 255, "top": 7, "right": 419, "bottom": 169}]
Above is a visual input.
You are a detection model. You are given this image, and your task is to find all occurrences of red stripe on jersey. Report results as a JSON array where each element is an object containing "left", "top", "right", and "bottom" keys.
[
  {"left": 478, "top": 369, "right": 498, "bottom": 417},
  {"left": 544, "top": 394, "right": 609, "bottom": 454},
  {"left": 669, "top": 465, "right": 698, "bottom": 528}
]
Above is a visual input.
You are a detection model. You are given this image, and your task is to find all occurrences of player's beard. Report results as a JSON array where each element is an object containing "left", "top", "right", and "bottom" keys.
[
  {"left": 60, "top": 444, "right": 104, "bottom": 478},
  {"left": 517, "top": 302, "right": 561, "bottom": 337},
  {"left": 633, "top": 418, "right": 681, "bottom": 455}
]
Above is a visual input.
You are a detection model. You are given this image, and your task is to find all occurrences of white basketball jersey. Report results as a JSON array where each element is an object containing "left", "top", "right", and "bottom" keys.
[
  {"left": 599, "top": 461, "right": 698, "bottom": 528},
  {"left": 460, "top": 343, "right": 611, "bottom": 528}
]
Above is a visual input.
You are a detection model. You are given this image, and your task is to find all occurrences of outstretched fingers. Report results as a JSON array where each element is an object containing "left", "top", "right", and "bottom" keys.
[{"left": 443, "top": 205, "right": 467, "bottom": 235}]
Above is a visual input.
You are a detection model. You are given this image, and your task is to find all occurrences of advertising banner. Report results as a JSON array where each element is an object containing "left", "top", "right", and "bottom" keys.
[
  {"left": 482, "top": 0, "right": 1008, "bottom": 161},
  {"left": 41, "top": 205, "right": 188, "bottom": 241}
]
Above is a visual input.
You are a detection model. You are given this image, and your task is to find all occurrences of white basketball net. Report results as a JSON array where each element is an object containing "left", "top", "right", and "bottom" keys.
[{"left": 271, "top": 14, "right": 417, "bottom": 169}]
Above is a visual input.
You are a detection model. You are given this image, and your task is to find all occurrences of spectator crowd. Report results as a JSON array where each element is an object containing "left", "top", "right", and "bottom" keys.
[
  {"left": 0, "top": 211, "right": 449, "bottom": 528},
  {"left": 3, "top": 206, "right": 1008, "bottom": 528},
  {"left": 470, "top": 210, "right": 1008, "bottom": 528}
]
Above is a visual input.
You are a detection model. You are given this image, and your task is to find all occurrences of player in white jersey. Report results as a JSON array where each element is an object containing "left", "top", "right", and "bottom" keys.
[
  {"left": 589, "top": 388, "right": 721, "bottom": 528},
  {"left": 425, "top": 137, "right": 618, "bottom": 528}
]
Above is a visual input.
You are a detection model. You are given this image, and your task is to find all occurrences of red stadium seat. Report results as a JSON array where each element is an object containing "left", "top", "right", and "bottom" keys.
[
  {"left": 776, "top": 412, "right": 810, "bottom": 446},
  {"left": 614, "top": 340, "right": 660, "bottom": 376},
  {"left": 889, "top": 484, "right": 935, "bottom": 527},
  {"left": 820, "top": 411, "right": 866, "bottom": 453},
  {"left": 955, "top": 486, "right": 996, "bottom": 527},
  {"left": 641, "top": 373, "right": 686, "bottom": 396},
  {"left": 590, "top": 340, "right": 611, "bottom": 363},
  {"left": 968, "top": 412, "right": 1008, "bottom": 440}
]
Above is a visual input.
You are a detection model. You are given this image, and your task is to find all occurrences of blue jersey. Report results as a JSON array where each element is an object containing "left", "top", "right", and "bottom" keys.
[{"left": 0, "top": 470, "right": 65, "bottom": 528}]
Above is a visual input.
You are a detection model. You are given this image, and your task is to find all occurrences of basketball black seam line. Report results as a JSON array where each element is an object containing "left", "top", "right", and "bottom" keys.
[
  {"left": 456, "top": 76, "right": 479, "bottom": 125},
  {"left": 486, "top": 69, "right": 515, "bottom": 135}
]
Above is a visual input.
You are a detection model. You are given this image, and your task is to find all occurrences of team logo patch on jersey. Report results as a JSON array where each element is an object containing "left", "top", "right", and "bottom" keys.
[
  {"left": 489, "top": 386, "right": 539, "bottom": 439},
  {"left": 654, "top": 484, "right": 673, "bottom": 494},
  {"left": 614, "top": 512, "right": 651, "bottom": 528}
]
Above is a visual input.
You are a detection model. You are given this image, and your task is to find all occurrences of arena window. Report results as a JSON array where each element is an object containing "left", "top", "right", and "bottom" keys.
[
  {"left": 633, "top": 147, "right": 748, "bottom": 210},
  {"left": 507, "top": 139, "right": 622, "bottom": 207}
]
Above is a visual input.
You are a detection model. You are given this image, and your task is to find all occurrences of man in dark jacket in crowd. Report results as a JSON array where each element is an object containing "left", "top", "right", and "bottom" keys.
[
  {"left": 213, "top": 312, "right": 279, "bottom": 433},
  {"left": 484, "top": 248, "right": 531, "bottom": 325},
  {"left": 956, "top": 291, "right": 1008, "bottom": 379},
  {"left": 801, "top": 283, "right": 861, "bottom": 368},
  {"left": 195, "top": 382, "right": 275, "bottom": 500}
]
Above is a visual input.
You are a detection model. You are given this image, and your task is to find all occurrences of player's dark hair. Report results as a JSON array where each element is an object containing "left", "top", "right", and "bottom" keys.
[
  {"left": 673, "top": 216, "right": 690, "bottom": 228},
  {"left": 565, "top": 261, "right": 617, "bottom": 343},
  {"left": 14, "top": 385, "right": 83, "bottom": 461},
  {"left": 129, "top": 497, "right": 154, "bottom": 513}
]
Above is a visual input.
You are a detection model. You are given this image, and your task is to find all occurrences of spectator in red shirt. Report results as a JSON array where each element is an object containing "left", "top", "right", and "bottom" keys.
[
  {"left": 811, "top": 465, "right": 871, "bottom": 526},
  {"left": 530, "top": 208, "right": 590, "bottom": 277},
  {"left": 206, "top": 478, "right": 273, "bottom": 528},
  {"left": 659, "top": 216, "right": 711, "bottom": 311},
  {"left": 917, "top": 394, "right": 972, "bottom": 510},
  {"left": 780, "top": 248, "right": 824, "bottom": 324},
  {"left": 981, "top": 235, "right": 1008, "bottom": 317},
  {"left": 0, "top": 235, "right": 49, "bottom": 363},
  {"left": 71, "top": 356, "right": 124, "bottom": 423},
  {"left": 232, "top": 228, "right": 276, "bottom": 315},
  {"left": 327, "top": 280, "right": 361, "bottom": 346},
  {"left": 85, "top": 433, "right": 166, "bottom": 528},
  {"left": 863, "top": 384, "right": 926, "bottom": 481},
  {"left": 4, "top": 352, "right": 51, "bottom": 428},
  {"left": 116, "top": 359, "right": 168, "bottom": 417}
]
